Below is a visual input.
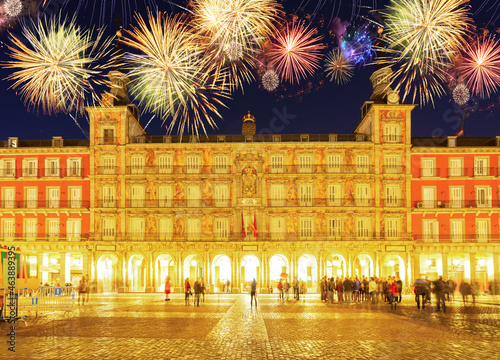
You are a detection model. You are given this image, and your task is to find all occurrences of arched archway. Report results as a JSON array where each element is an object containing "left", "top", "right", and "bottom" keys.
[
  {"left": 96, "top": 253, "right": 119, "bottom": 293},
  {"left": 212, "top": 254, "right": 232, "bottom": 292},
  {"left": 183, "top": 254, "right": 204, "bottom": 284},
  {"left": 297, "top": 254, "right": 318, "bottom": 291},
  {"left": 269, "top": 254, "right": 289, "bottom": 287},
  {"left": 155, "top": 254, "right": 175, "bottom": 292},
  {"left": 354, "top": 253, "right": 374, "bottom": 279},
  {"left": 241, "top": 255, "right": 260, "bottom": 291},
  {"left": 128, "top": 254, "right": 147, "bottom": 292},
  {"left": 325, "top": 253, "right": 347, "bottom": 279},
  {"left": 382, "top": 254, "right": 406, "bottom": 284}
]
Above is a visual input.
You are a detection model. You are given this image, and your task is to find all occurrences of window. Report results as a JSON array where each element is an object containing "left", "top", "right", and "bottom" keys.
[
  {"left": 102, "top": 157, "right": 116, "bottom": 175},
  {"left": 475, "top": 186, "right": 492, "bottom": 207},
  {"left": 474, "top": 157, "right": 489, "bottom": 176},
  {"left": 67, "top": 219, "right": 81, "bottom": 241},
  {"left": 103, "top": 128, "right": 115, "bottom": 144},
  {"left": 130, "top": 156, "right": 145, "bottom": 174},
  {"left": 476, "top": 219, "right": 489, "bottom": 242},
  {"left": 448, "top": 158, "right": 463, "bottom": 177},
  {"left": 187, "top": 218, "right": 201, "bottom": 240},
  {"left": 45, "top": 159, "right": 60, "bottom": 177},
  {"left": 157, "top": 155, "right": 173, "bottom": 174},
  {"left": 215, "top": 218, "right": 229, "bottom": 239},
  {"left": 2, "top": 219, "right": 15, "bottom": 240},
  {"left": 214, "top": 184, "right": 229, "bottom": 207},
  {"left": 269, "top": 184, "right": 285, "bottom": 207},
  {"left": 423, "top": 220, "right": 439, "bottom": 241},
  {"left": 299, "top": 184, "right": 313, "bottom": 206},
  {"left": 385, "top": 185, "right": 400, "bottom": 207},
  {"left": 421, "top": 158, "right": 435, "bottom": 177},
  {"left": 69, "top": 187, "right": 82, "bottom": 208},
  {"left": 130, "top": 185, "right": 145, "bottom": 207},
  {"left": 421, "top": 187, "right": 436, "bottom": 208},
  {"left": 355, "top": 184, "right": 370, "bottom": 206},
  {"left": 214, "top": 155, "right": 229, "bottom": 174},
  {"left": 130, "top": 218, "right": 145, "bottom": 240},
  {"left": 384, "top": 124, "right": 400, "bottom": 142},
  {"left": 1, "top": 159, "right": 15, "bottom": 177},
  {"left": 356, "top": 219, "right": 369, "bottom": 238},
  {"left": 384, "top": 156, "right": 400, "bottom": 173},
  {"left": 158, "top": 185, "right": 173, "bottom": 207},
  {"left": 2, "top": 187, "right": 15, "bottom": 208},
  {"left": 299, "top": 218, "right": 313, "bottom": 238},
  {"left": 450, "top": 220, "right": 464, "bottom": 242},
  {"left": 186, "top": 185, "right": 201, "bottom": 207},
  {"left": 24, "top": 219, "right": 37, "bottom": 241},
  {"left": 67, "top": 158, "right": 82, "bottom": 176},
  {"left": 25, "top": 188, "right": 37, "bottom": 209},
  {"left": 23, "top": 159, "right": 38, "bottom": 177},
  {"left": 298, "top": 155, "right": 313, "bottom": 173},
  {"left": 385, "top": 219, "right": 399, "bottom": 238},
  {"left": 270, "top": 155, "right": 284, "bottom": 173},
  {"left": 326, "top": 154, "right": 342, "bottom": 174},
  {"left": 46, "top": 219, "right": 59, "bottom": 240},
  {"left": 270, "top": 217, "right": 286, "bottom": 240},
  {"left": 449, "top": 187, "right": 463, "bottom": 208},
  {"left": 356, "top": 155, "right": 370, "bottom": 173},
  {"left": 158, "top": 218, "right": 173, "bottom": 241},
  {"left": 102, "top": 186, "right": 115, "bottom": 207},
  {"left": 186, "top": 156, "right": 201, "bottom": 174},
  {"left": 328, "top": 218, "right": 342, "bottom": 239},
  {"left": 47, "top": 187, "right": 60, "bottom": 208},
  {"left": 102, "top": 218, "right": 116, "bottom": 239},
  {"left": 327, "top": 184, "right": 341, "bottom": 206}
]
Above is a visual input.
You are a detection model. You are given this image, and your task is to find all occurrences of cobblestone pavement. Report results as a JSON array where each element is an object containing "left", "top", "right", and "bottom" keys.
[{"left": 2, "top": 293, "right": 500, "bottom": 359}]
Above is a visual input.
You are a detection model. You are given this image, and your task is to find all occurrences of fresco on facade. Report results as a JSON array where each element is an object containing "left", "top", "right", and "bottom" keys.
[
  {"left": 316, "top": 212, "right": 326, "bottom": 237},
  {"left": 147, "top": 178, "right": 156, "bottom": 201},
  {"left": 286, "top": 178, "right": 298, "bottom": 205},
  {"left": 202, "top": 180, "right": 213, "bottom": 206},
  {"left": 345, "top": 212, "right": 354, "bottom": 238},
  {"left": 315, "top": 149, "right": 325, "bottom": 172},
  {"left": 287, "top": 213, "right": 298, "bottom": 238},
  {"left": 173, "top": 149, "right": 183, "bottom": 172},
  {"left": 344, "top": 178, "right": 354, "bottom": 204},
  {"left": 202, "top": 149, "right": 211, "bottom": 173},
  {"left": 316, "top": 177, "right": 326, "bottom": 205},
  {"left": 202, "top": 214, "right": 213, "bottom": 237},
  {"left": 146, "top": 149, "right": 155, "bottom": 168},
  {"left": 286, "top": 148, "right": 296, "bottom": 171},
  {"left": 146, "top": 215, "right": 156, "bottom": 237},
  {"left": 174, "top": 217, "right": 184, "bottom": 238},
  {"left": 174, "top": 181, "right": 184, "bottom": 206}
]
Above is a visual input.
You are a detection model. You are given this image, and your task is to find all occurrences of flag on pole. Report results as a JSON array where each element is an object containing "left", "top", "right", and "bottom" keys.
[
  {"left": 241, "top": 212, "right": 246, "bottom": 238},
  {"left": 456, "top": 128, "right": 464, "bottom": 137},
  {"left": 249, "top": 212, "right": 258, "bottom": 237}
]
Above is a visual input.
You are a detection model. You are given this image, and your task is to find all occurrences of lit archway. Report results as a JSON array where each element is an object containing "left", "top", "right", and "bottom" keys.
[
  {"left": 354, "top": 253, "right": 374, "bottom": 279},
  {"left": 97, "top": 253, "right": 119, "bottom": 293},
  {"left": 298, "top": 254, "right": 317, "bottom": 290},
  {"left": 325, "top": 254, "right": 347, "bottom": 279},
  {"left": 183, "top": 254, "right": 203, "bottom": 284},
  {"left": 241, "top": 255, "right": 260, "bottom": 291},
  {"left": 269, "top": 254, "right": 289, "bottom": 286},
  {"left": 382, "top": 254, "right": 406, "bottom": 284},
  {"left": 155, "top": 254, "right": 175, "bottom": 292},
  {"left": 128, "top": 254, "right": 146, "bottom": 292},
  {"left": 212, "top": 255, "right": 232, "bottom": 292}
]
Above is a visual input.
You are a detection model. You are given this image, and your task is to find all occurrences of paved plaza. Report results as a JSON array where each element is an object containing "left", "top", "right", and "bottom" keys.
[{"left": 2, "top": 293, "right": 500, "bottom": 359}]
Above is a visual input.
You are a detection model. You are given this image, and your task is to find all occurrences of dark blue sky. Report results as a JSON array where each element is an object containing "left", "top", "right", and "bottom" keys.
[{"left": 0, "top": 0, "right": 499, "bottom": 140}]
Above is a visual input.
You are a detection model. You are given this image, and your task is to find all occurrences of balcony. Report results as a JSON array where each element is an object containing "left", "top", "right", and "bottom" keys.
[
  {"left": 96, "top": 166, "right": 119, "bottom": 175},
  {"left": 1, "top": 233, "right": 89, "bottom": 241},
  {"left": 383, "top": 165, "right": 405, "bottom": 174},
  {"left": 382, "top": 135, "right": 404, "bottom": 143},
  {"left": 382, "top": 199, "right": 405, "bottom": 207},
  {"left": 414, "top": 200, "right": 499, "bottom": 209},
  {"left": 419, "top": 168, "right": 440, "bottom": 177},
  {"left": 0, "top": 167, "right": 86, "bottom": 178},
  {"left": 267, "top": 198, "right": 374, "bottom": 207},
  {"left": 267, "top": 164, "right": 376, "bottom": 174},
  {"left": 121, "top": 198, "right": 230, "bottom": 208},
  {"left": 97, "top": 137, "right": 116, "bottom": 145},
  {"left": 447, "top": 167, "right": 468, "bottom": 177},
  {"left": 0, "top": 200, "right": 90, "bottom": 209},
  {"left": 124, "top": 165, "right": 233, "bottom": 175},
  {"left": 473, "top": 167, "right": 497, "bottom": 177},
  {"left": 413, "top": 234, "right": 500, "bottom": 243}
]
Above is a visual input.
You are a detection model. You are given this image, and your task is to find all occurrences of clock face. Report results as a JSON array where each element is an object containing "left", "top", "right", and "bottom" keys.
[{"left": 387, "top": 92, "right": 399, "bottom": 104}]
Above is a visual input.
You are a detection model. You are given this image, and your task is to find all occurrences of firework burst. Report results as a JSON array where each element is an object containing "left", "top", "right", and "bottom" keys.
[
  {"left": 262, "top": 69, "right": 279, "bottom": 91},
  {"left": 122, "top": 11, "right": 231, "bottom": 136},
  {"left": 453, "top": 83, "right": 470, "bottom": 105},
  {"left": 268, "top": 21, "right": 325, "bottom": 83},
  {"left": 3, "top": 0, "right": 22, "bottom": 17},
  {"left": 339, "top": 22, "right": 376, "bottom": 66},
  {"left": 3, "top": 16, "right": 113, "bottom": 115},
  {"left": 459, "top": 34, "right": 500, "bottom": 99},
  {"left": 380, "top": 0, "right": 474, "bottom": 105},
  {"left": 324, "top": 49, "right": 354, "bottom": 85}
]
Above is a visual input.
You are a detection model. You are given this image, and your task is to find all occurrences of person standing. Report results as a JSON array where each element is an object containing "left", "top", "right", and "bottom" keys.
[
  {"left": 200, "top": 277, "right": 206, "bottom": 303},
  {"left": 343, "top": 277, "right": 353, "bottom": 305},
  {"left": 328, "top": 278, "right": 335, "bottom": 304},
  {"left": 194, "top": 278, "right": 201, "bottom": 307},
  {"left": 369, "top": 277, "right": 377, "bottom": 304},
  {"left": 184, "top": 278, "right": 191, "bottom": 306},
  {"left": 226, "top": 280, "right": 231, "bottom": 293},
  {"left": 294, "top": 278, "right": 300, "bottom": 300},
  {"left": 396, "top": 277, "right": 403, "bottom": 303},
  {"left": 336, "top": 277, "right": 344, "bottom": 303},
  {"left": 433, "top": 276, "right": 447, "bottom": 312},
  {"left": 164, "top": 276, "right": 171, "bottom": 301},
  {"left": 389, "top": 279, "right": 398, "bottom": 310},
  {"left": 250, "top": 278, "right": 258, "bottom": 307},
  {"left": 277, "top": 279, "right": 283, "bottom": 300},
  {"left": 78, "top": 275, "right": 88, "bottom": 305},
  {"left": 353, "top": 278, "right": 360, "bottom": 303}
]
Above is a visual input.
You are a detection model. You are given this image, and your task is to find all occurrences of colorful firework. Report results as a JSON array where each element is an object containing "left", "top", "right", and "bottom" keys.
[
  {"left": 268, "top": 21, "right": 325, "bottom": 83},
  {"left": 459, "top": 34, "right": 500, "bottom": 99},
  {"left": 122, "top": 11, "right": 230, "bottom": 136},
  {"left": 3, "top": 0, "right": 22, "bottom": 17},
  {"left": 324, "top": 48, "right": 354, "bottom": 85},
  {"left": 224, "top": 40, "right": 243, "bottom": 61},
  {"left": 262, "top": 69, "right": 279, "bottom": 91},
  {"left": 339, "top": 22, "right": 376, "bottom": 65},
  {"left": 3, "top": 16, "right": 113, "bottom": 115},
  {"left": 380, "top": 0, "right": 474, "bottom": 105},
  {"left": 453, "top": 83, "right": 470, "bottom": 105}
]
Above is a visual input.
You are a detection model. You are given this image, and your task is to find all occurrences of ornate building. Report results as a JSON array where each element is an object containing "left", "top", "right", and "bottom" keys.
[{"left": 0, "top": 68, "right": 498, "bottom": 294}]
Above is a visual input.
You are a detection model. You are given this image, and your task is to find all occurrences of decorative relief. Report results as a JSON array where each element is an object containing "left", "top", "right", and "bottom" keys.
[
  {"left": 315, "top": 148, "right": 325, "bottom": 172},
  {"left": 174, "top": 181, "right": 184, "bottom": 206},
  {"left": 380, "top": 109, "right": 405, "bottom": 120},
  {"left": 202, "top": 149, "right": 211, "bottom": 173},
  {"left": 287, "top": 213, "right": 298, "bottom": 237},
  {"left": 315, "top": 212, "right": 326, "bottom": 237},
  {"left": 286, "top": 178, "right": 297, "bottom": 205},
  {"left": 174, "top": 217, "right": 184, "bottom": 238},
  {"left": 315, "top": 177, "right": 326, "bottom": 205},
  {"left": 202, "top": 180, "right": 213, "bottom": 206},
  {"left": 242, "top": 166, "right": 257, "bottom": 198},
  {"left": 202, "top": 214, "right": 213, "bottom": 237}
]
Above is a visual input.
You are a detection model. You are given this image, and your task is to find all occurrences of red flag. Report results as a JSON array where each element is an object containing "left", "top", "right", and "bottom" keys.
[
  {"left": 241, "top": 212, "right": 246, "bottom": 238},
  {"left": 252, "top": 212, "right": 258, "bottom": 237}
]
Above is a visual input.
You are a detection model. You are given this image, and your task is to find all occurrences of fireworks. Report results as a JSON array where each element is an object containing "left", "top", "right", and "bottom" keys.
[
  {"left": 453, "top": 83, "right": 470, "bottom": 105},
  {"left": 268, "top": 21, "right": 325, "bottom": 83},
  {"left": 324, "top": 49, "right": 354, "bottom": 85},
  {"left": 262, "top": 69, "right": 279, "bottom": 91},
  {"left": 3, "top": 16, "right": 112, "bottom": 115},
  {"left": 122, "top": 11, "right": 230, "bottom": 136},
  {"left": 459, "top": 35, "right": 500, "bottom": 99},
  {"left": 381, "top": 0, "right": 474, "bottom": 105},
  {"left": 224, "top": 40, "right": 243, "bottom": 61},
  {"left": 339, "top": 23, "right": 376, "bottom": 65},
  {"left": 3, "top": 0, "right": 22, "bottom": 17}
]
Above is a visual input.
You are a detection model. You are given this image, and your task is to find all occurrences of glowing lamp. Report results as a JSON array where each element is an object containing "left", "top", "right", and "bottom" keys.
[
  {"left": 478, "top": 259, "right": 486, "bottom": 267},
  {"left": 191, "top": 260, "right": 197, "bottom": 267},
  {"left": 360, "top": 259, "right": 366, "bottom": 267},
  {"left": 50, "top": 258, "right": 58, "bottom": 265},
  {"left": 73, "top": 258, "right": 81, "bottom": 267},
  {"left": 425, "top": 259, "right": 432, "bottom": 267},
  {"left": 388, "top": 260, "right": 395, "bottom": 267},
  {"left": 136, "top": 259, "right": 142, "bottom": 266},
  {"left": 332, "top": 260, "right": 339, "bottom": 267},
  {"left": 452, "top": 259, "right": 459, "bottom": 266}
]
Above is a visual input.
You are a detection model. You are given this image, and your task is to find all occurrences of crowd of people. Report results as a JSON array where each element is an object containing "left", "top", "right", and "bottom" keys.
[{"left": 180, "top": 277, "right": 206, "bottom": 306}]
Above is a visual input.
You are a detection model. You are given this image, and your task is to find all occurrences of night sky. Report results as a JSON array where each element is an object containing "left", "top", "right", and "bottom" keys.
[{"left": 0, "top": 0, "right": 499, "bottom": 140}]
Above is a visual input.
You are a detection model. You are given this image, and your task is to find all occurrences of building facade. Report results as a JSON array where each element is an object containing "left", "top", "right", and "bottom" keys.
[{"left": 0, "top": 69, "right": 499, "bottom": 293}]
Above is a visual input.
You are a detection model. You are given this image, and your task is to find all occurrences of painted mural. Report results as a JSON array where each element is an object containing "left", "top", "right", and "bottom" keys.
[
  {"left": 286, "top": 178, "right": 298, "bottom": 205},
  {"left": 202, "top": 214, "right": 213, "bottom": 237},
  {"left": 202, "top": 180, "right": 213, "bottom": 206}
]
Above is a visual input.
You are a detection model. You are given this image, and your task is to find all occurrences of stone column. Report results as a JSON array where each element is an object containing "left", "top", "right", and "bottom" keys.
[
  {"left": 145, "top": 252, "right": 154, "bottom": 292},
  {"left": 470, "top": 253, "right": 477, "bottom": 287},
  {"left": 205, "top": 252, "right": 210, "bottom": 286},
  {"left": 406, "top": 252, "right": 412, "bottom": 287},
  {"left": 375, "top": 251, "right": 380, "bottom": 277},
  {"left": 116, "top": 254, "right": 125, "bottom": 293},
  {"left": 348, "top": 252, "right": 352, "bottom": 277},
  {"left": 232, "top": 251, "right": 239, "bottom": 293},
  {"left": 412, "top": 253, "right": 420, "bottom": 282},
  {"left": 175, "top": 252, "right": 182, "bottom": 292},
  {"left": 441, "top": 253, "right": 448, "bottom": 279},
  {"left": 493, "top": 254, "right": 499, "bottom": 295},
  {"left": 261, "top": 252, "right": 267, "bottom": 293},
  {"left": 59, "top": 252, "right": 68, "bottom": 285}
]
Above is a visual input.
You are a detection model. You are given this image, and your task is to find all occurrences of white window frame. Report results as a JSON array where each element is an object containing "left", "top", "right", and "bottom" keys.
[
  {"left": 423, "top": 219, "right": 439, "bottom": 242},
  {"left": 1, "top": 158, "right": 16, "bottom": 177},
  {"left": 449, "top": 186, "right": 463, "bottom": 208},
  {"left": 450, "top": 220, "right": 464, "bottom": 242},
  {"left": 67, "top": 219, "right": 82, "bottom": 241},
  {"left": 186, "top": 184, "right": 201, "bottom": 207},
  {"left": 474, "top": 157, "right": 489, "bottom": 176},
  {"left": 158, "top": 218, "right": 173, "bottom": 241},
  {"left": 130, "top": 185, "right": 145, "bottom": 208},
  {"left": 327, "top": 218, "right": 342, "bottom": 239},
  {"left": 24, "top": 219, "right": 37, "bottom": 241},
  {"left": 69, "top": 187, "right": 82, "bottom": 208},
  {"left": 25, "top": 187, "right": 37, "bottom": 209},
  {"left": 475, "top": 186, "right": 492, "bottom": 208},
  {"left": 421, "top": 158, "right": 436, "bottom": 177},
  {"left": 2, "top": 187, "right": 15, "bottom": 209},
  {"left": 297, "top": 155, "right": 313, "bottom": 173},
  {"left": 299, "top": 218, "right": 313, "bottom": 239},
  {"left": 355, "top": 184, "right": 371, "bottom": 207},
  {"left": 46, "top": 219, "right": 59, "bottom": 240},
  {"left": 269, "top": 184, "right": 285, "bottom": 207},
  {"left": 270, "top": 155, "right": 284, "bottom": 174},
  {"left": 186, "top": 156, "right": 201, "bottom": 174},
  {"left": 215, "top": 218, "right": 229, "bottom": 239},
  {"left": 2, "top": 219, "right": 15, "bottom": 240},
  {"left": 130, "top": 156, "right": 145, "bottom": 174},
  {"left": 23, "top": 158, "right": 38, "bottom": 177},
  {"left": 356, "top": 155, "right": 370, "bottom": 174},
  {"left": 476, "top": 219, "right": 489, "bottom": 242},
  {"left": 448, "top": 158, "right": 463, "bottom": 177},
  {"left": 130, "top": 218, "right": 145, "bottom": 241},
  {"left": 327, "top": 184, "right": 342, "bottom": 206},
  {"left": 421, "top": 186, "right": 436, "bottom": 208},
  {"left": 214, "top": 184, "right": 230, "bottom": 207},
  {"left": 356, "top": 218, "right": 370, "bottom": 238},
  {"left": 67, "top": 158, "right": 82, "bottom": 177},
  {"left": 384, "top": 156, "right": 399, "bottom": 174},
  {"left": 102, "top": 157, "right": 116, "bottom": 175},
  {"left": 299, "top": 184, "right": 313, "bottom": 206},
  {"left": 270, "top": 217, "right": 286, "bottom": 240},
  {"left": 385, "top": 185, "right": 400, "bottom": 207},
  {"left": 384, "top": 124, "right": 400, "bottom": 142},
  {"left": 385, "top": 218, "right": 399, "bottom": 239},
  {"left": 214, "top": 155, "right": 229, "bottom": 174},
  {"left": 45, "top": 158, "right": 60, "bottom": 177},
  {"left": 102, "top": 186, "right": 116, "bottom": 208},
  {"left": 157, "top": 155, "right": 173, "bottom": 174},
  {"left": 102, "top": 218, "right": 116, "bottom": 240},
  {"left": 47, "top": 187, "right": 60, "bottom": 208},
  {"left": 187, "top": 218, "right": 201, "bottom": 240},
  {"left": 158, "top": 185, "right": 173, "bottom": 208}
]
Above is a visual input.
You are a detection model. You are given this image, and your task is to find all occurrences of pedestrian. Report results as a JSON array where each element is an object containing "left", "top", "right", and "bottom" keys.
[
  {"left": 414, "top": 279, "right": 427, "bottom": 309},
  {"left": 194, "top": 278, "right": 201, "bottom": 306},
  {"left": 226, "top": 280, "right": 231, "bottom": 294},
  {"left": 353, "top": 277, "right": 360, "bottom": 302},
  {"left": 184, "top": 278, "right": 191, "bottom": 306},
  {"left": 277, "top": 279, "right": 283, "bottom": 300},
  {"left": 78, "top": 275, "right": 88, "bottom": 305},
  {"left": 343, "top": 277, "right": 353, "bottom": 305},
  {"left": 389, "top": 279, "right": 398, "bottom": 310},
  {"left": 285, "top": 280, "right": 290, "bottom": 300},
  {"left": 294, "top": 277, "right": 300, "bottom": 300},
  {"left": 250, "top": 278, "right": 258, "bottom": 307},
  {"left": 200, "top": 277, "right": 206, "bottom": 303},
  {"left": 459, "top": 281, "right": 475, "bottom": 305},
  {"left": 433, "top": 276, "right": 446, "bottom": 312},
  {"left": 396, "top": 277, "right": 403, "bottom": 303},
  {"left": 320, "top": 278, "right": 326, "bottom": 302},
  {"left": 369, "top": 277, "right": 377, "bottom": 304},
  {"left": 336, "top": 277, "right": 344, "bottom": 303},
  {"left": 164, "top": 276, "right": 171, "bottom": 301},
  {"left": 363, "top": 277, "right": 369, "bottom": 301}
]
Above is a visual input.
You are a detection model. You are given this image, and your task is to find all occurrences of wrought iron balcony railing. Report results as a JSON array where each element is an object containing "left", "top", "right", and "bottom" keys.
[{"left": 0, "top": 200, "right": 90, "bottom": 209}]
